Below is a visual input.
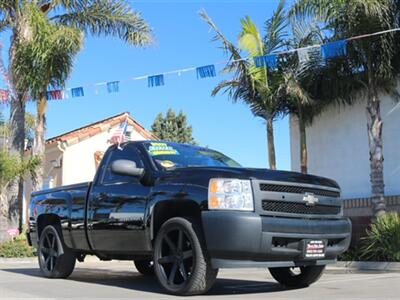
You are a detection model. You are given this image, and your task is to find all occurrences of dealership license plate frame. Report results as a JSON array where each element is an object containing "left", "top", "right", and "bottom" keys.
[{"left": 302, "top": 239, "right": 327, "bottom": 259}]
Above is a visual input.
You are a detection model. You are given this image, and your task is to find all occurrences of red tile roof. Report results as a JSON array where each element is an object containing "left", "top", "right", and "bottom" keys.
[{"left": 46, "top": 112, "right": 157, "bottom": 145}]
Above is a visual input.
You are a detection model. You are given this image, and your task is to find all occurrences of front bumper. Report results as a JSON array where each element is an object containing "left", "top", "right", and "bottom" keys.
[{"left": 202, "top": 211, "right": 351, "bottom": 268}]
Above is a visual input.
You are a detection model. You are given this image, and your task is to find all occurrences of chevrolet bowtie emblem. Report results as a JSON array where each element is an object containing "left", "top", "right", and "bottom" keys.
[{"left": 303, "top": 193, "right": 319, "bottom": 206}]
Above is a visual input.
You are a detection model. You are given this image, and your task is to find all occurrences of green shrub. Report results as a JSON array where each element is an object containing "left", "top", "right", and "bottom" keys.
[
  {"left": 360, "top": 212, "right": 400, "bottom": 262},
  {"left": 0, "top": 234, "right": 36, "bottom": 258}
]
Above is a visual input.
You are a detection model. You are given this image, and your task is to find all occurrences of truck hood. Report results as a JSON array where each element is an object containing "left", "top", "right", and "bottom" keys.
[{"left": 163, "top": 166, "right": 339, "bottom": 189}]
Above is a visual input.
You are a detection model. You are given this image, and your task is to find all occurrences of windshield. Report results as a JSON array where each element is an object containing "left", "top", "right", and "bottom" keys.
[{"left": 144, "top": 142, "right": 241, "bottom": 169}]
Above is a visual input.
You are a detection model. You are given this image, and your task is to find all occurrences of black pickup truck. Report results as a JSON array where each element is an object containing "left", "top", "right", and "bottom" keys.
[{"left": 28, "top": 141, "right": 351, "bottom": 295}]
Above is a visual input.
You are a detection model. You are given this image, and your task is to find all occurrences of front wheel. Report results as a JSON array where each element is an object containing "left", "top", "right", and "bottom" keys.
[
  {"left": 153, "top": 217, "right": 218, "bottom": 295},
  {"left": 38, "top": 225, "right": 76, "bottom": 278},
  {"left": 269, "top": 265, "right": 325, "bottom": 288}
]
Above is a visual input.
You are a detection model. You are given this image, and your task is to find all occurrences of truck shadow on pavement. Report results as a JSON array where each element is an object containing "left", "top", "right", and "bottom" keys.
[{"left": 2, "top": 267, "right": 288, "bottom": 296}]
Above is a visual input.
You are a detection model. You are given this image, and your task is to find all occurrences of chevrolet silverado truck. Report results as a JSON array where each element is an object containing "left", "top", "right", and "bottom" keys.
[{"left": 28, "top": 141, "right": 351, "bottom": 295}]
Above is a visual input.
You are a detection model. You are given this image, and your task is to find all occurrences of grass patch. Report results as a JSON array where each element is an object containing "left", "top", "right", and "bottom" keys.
[{"left": 0, "top": 233, "right": 36, "bottom": 258}]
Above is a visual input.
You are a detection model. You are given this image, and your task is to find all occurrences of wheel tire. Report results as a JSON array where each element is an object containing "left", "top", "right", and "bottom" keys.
[
  {"left": 153, "top": 217, "right": 218, "bottom": 296},
  {"left": 134, "top": 259, "right": 154, "bottom": 276},
  {"left": 269, "top": 265, "right": 325, "bottom": 288},
  {"left": 38, "top": 225, "right": 76, "bottom": 278}
]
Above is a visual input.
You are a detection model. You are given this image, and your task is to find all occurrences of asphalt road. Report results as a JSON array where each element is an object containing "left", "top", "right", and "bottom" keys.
[{"left": 1, "top": 258, "right": 399, "bottom": 299}]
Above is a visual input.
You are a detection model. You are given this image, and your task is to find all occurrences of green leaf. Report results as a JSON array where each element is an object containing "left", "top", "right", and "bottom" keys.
[{"left": 53, "top": 0, "right": 153, "bottom": 46}]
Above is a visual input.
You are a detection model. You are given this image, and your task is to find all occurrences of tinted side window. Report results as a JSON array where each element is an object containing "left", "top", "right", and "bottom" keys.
[{"left": 102, "top": 145, "right": 143, "bottom": 184}]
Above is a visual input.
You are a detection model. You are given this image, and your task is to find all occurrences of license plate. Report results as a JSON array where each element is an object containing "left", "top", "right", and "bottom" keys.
[{"left": 303, "top": 240, "right": 326, "bottom": 259}]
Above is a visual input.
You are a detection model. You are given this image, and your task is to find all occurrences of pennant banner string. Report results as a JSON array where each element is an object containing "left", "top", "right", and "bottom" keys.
[
  {"left": 57, "top": 27, "right": 400, "bottom": 91},
  {"left": 0, "top": 27, "right": 400, "bottom": 100}
]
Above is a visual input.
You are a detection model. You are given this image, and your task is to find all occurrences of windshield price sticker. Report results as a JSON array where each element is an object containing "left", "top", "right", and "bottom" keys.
[
  {"left": 304, "top": 240, "right": 326, "bottom": 259},
  {"left": 148, "top": 143, "right": 179, "bottom": 156}
]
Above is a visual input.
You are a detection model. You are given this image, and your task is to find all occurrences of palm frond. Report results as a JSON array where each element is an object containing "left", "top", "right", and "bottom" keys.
[
  {"left": 289, "top": 0, "right": 343, "bottom": 24},
  {"left": 0, "top": 1, "right": 15, "bottom": 29},
  {"left": 0, "top": 17, "right": 10, "bottom": 33},
  {"left": 200, "top": 9, "right": 287, "bottom": 122},
  {"left": 199, "top": 9, "right": 253, "bottom": 100},
  {"left": 264, "top": 0, "right": 288, "bottom": 53},
  {"left": 238, "top": 16, "right": 264, "bottom": 57},
  {"left": 291, "top": 0, "right": 390, "bottom": 28},
  {"left": 291, "top": 17, "right": 323, "bottom": 47},
  {"left": 0, "top": 0, "right": 15, "bottom": 12},
  {"left": 52, "top": 0, "right": 152, "bottom": 46},
  {"left": 13, "top": 3, "right": 83, "bottom": 98},
  {"left": 211, "top": 79, "right": 240, "bottom": 98},
  {"left": 199, "top": 9, "right": 243, "bottom": 61}
]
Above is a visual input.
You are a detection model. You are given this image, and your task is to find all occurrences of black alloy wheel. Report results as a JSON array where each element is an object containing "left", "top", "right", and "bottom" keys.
[
  {"left": 39, "top": 228, "right": 59, "bottom": 273},
  {"left": 38, "top": 225, "right": 76, "bottom": 278},
  {"left": 154, "top": 217, "right": 218, "bottom": 295},
  {"left": 157, "top": 224, "right": 194, "bottom": 286}
]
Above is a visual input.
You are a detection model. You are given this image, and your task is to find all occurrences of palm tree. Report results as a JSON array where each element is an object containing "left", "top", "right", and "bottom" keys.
[
  {"left": 291, "top": 0, "right": 400, "bottom": 216},
  {"left": 200, "top": 0, "right": 287, "bottom": 169},
  {"left": 278, "top": 19, "right": 324, "bottom": 173},
  {"left": 0, "top": 0, "right": 152, "bottom": 226},
  {"left": 13, "top": 3, "right": 83, "bottom": 191}
]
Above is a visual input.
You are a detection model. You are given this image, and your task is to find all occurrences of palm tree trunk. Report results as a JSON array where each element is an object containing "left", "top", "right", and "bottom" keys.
[
  {"left": 366, "top": 83, "right": 385, "bottom": 218},
  {"left": 365, "top": 57, "right": 385, "bottom": 217},
  {"left": 32, "top": 93, "right": 47, "bottom": 192},
  {"left": 266, "top": 117, "right": 276, "bottom": 170},
  {"left": 5, "top": 34, "right": 27, "bottom": 232},
  {"left": 298, "top": 106, "right": 308, "bottom": 174}
]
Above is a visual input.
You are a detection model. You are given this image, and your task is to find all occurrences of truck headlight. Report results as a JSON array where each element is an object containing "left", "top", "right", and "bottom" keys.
[{"left": 208, "top": 178, "right": 254, "bottom": 211}]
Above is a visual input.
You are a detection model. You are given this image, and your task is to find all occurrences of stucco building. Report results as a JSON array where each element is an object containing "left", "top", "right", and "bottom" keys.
[
  {"left": 23, "top": 112, "right": 157, "bottom": 223},
  {"left": 290, "top": 92, "right": 400, "bottom": 242}
]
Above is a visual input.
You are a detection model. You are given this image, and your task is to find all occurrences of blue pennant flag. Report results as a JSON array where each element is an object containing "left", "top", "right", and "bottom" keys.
[
  {"left": 148, "top": 74, "right": 164, "bottom": 87},
  {"left": 254, "top": 54, "right": 277, "bottom": 69},
  {"left": 71, "top": 87, "right": 84, "bottom": 98},
  {"left": 196, "top": 65, "right": 216, "bottom": 79},
  {"left": 107, "top": 81, "right": 119, "bottom": 93},
  {"left": 321, "top": 40, "right": 347, "bottom": 60}
]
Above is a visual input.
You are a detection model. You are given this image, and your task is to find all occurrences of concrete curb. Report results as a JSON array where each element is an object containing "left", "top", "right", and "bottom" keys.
[
  {"left": 0, "top": 255, "right": 102, "bottom": 264},
  {"left": 333, "top": 261, "right": 400, "bottom": 272},
  {"left": 0, "top": 257, "right": 37, "bottom": 263},
  {"left": 1, "top": 257, "right": 399, "bottom": 272}
]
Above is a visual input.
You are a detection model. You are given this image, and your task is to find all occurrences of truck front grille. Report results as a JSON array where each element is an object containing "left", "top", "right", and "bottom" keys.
[
  {"left": 259, "top": 183, "right": 340, "bottom": 198},
  {"left": 262, "top": 200, "right": 341, "bottom": 215}
]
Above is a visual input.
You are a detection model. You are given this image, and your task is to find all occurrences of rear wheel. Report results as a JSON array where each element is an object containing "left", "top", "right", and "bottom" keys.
[
  {"left": 153, "top": 217, "right": 218, "bottom": 295},
  {"left": 38, "top": 225, "right": 76, "bottom": 278},
  {"left": 269, "top": 265, "right": 325, "bottom": 288},
  {"left": 134, "top": 259, "right": 154, "bottom": 276}
]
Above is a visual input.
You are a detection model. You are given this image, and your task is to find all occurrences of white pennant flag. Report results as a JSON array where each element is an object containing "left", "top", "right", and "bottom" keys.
[{"left": 297, "top": 48, "right": 310, "bottom": 64}]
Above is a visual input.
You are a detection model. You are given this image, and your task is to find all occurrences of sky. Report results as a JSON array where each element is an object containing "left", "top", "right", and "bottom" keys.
[{"left": 0, "top": 0, "right": 293, "bottom": 170}]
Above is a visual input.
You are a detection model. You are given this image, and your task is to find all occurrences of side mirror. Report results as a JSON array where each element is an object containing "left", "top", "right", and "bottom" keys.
[{"left": 111, "top": 159, "right": 145, "bottom": 178}]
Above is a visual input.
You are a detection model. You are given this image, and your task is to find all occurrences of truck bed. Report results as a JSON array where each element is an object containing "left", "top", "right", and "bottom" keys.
[
  {"left": 29, "top": 181, "right": 92, "bottom": 251},
  {"left": 31, "top": 182, "right": 91, "bottom": 197}
]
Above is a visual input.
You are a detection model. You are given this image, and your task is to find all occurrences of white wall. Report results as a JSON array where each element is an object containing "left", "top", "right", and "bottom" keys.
[
  {"left": 62, "top": 125, "right": 147, "bottom": 185},
  {"left": 290, "top": 93, "right": 400, "bottom": 199}
]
